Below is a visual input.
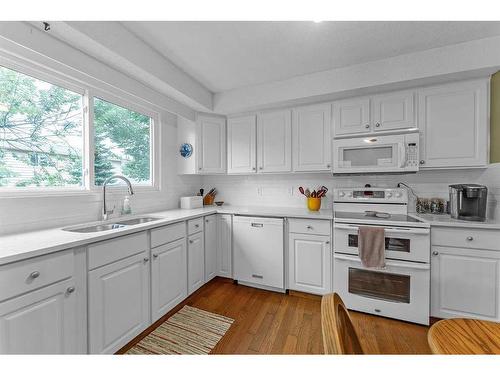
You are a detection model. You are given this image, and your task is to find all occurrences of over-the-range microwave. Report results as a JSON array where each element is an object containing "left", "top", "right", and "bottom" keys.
[{"left": 332, "top": 131, "right": 419, "bottom": 174}]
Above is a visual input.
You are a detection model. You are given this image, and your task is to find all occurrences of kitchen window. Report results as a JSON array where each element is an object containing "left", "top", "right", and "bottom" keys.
[
  {"left": 93, "top": 98, "right": 152, "bottom": 186},
  {"left": 0, "top": 61, "right": 158, "bottom": 193},
  {"left": 0, "top": 65, "right": 84, "bottom": 188}
]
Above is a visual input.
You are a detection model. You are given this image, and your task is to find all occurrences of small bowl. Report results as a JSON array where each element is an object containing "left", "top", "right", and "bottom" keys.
[{"left": 215, "top": 201, "right": 224, "bottom": 206}]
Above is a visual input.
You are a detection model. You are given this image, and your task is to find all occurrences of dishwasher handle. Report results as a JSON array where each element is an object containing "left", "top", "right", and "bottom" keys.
[{"left": 251, "top": 223, "right": 264, "bottom": 228}]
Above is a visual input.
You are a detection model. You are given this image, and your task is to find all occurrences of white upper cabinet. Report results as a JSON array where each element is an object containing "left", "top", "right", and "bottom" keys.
[
  {"left": 197, "top": 115, "right": 226, "bottom": 174},
  {"left": 372, "top": 90, "right": 415, "bottom": 132},
  {"left": 257, "top": 110, "right": 292, "bottom": 173},
  {"left": 417, "top": 79, "right": 489, "bottom": 169},
  {"left": 292, "top": 103, "right": 332, "bottom": 172},
  {"left": 332, "top": 97, "right": 370, "bottom": 136},
  {"left": 227, "top": 115, "right": 257, "bottom": 174}
]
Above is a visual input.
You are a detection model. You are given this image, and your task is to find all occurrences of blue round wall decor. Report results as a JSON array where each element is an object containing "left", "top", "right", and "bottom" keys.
[{"left": 179, "top": 143, "right": 193, "bottom": 158}]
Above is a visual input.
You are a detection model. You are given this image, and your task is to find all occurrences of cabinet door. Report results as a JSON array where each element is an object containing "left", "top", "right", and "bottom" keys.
[
  {"left": 197, "top": 115, "right": 226, "bottom": 174},
  {"left": 217, "top": 214, "right": 232, "bottom": 278},
  {"left": 88, "top": 253, "right": 150, "bottom": 354},
  {"left": 418, "top": 79, "right": 489, "bottom": 168},
  {"left": 292, "top": 103, "right": 332, "bottom": 171},
  {"left": 227, "top": 115, "right": 257, "bottom": 174},
  {"left": 257, "top": 110, "right": 292, "bottom": 173},
  {"left": 188, "top": 232, "right": 205, "bottom": 295},
  {"left": 204, "top": 214, "right": 217, "bottom": 282},
  {"left": 372, "top": 90, "right": 415, "bottom": 131},
  {"left": 431, "top": 246, "right": 500, "bottom": 321},
  {"left": 332, "top": 97, "right": 370, "bottom": 136},
  {"left": 288, "top": 233, "right": 331, "bottom": 295},
  {"left": 151, "top": 238, "right": 187, "bottom": 322},
  {"left": 0, "top": 279, "right": 78, "bottom": 354}
]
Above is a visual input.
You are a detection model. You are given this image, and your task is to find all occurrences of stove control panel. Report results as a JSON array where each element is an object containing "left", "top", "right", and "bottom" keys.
[{"left": 334, "top": 188, "right": 408, "bottom": 203}]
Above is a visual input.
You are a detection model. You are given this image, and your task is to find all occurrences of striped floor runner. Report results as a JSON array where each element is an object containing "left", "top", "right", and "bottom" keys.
[{"left": 126, "top": 305, "right": 234, "bottom": 354}]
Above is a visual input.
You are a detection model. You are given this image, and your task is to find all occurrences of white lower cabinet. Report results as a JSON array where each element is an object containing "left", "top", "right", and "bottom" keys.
[
  {"left": 288, "top": 233, "right": 331, "bottom": 295},
  {"left": 431, "top": 245, "right": 500, "bottom": 321},
  {"left": 0, "top": 278, "right": 78, "bottom": 354},
  {"left": 217, "top": 214, "right": 232, "bottom": 278},
  {"left": 204, "top": 214, "right": 217, "bottom": 282},
  {"left": 188, "top": 232, "right": 205, "bottom": 295},
  {"left": 151, "top": 238, "right": 187, "bottom": 322},
  {"left": 88, "top": 252, "right": 150, "bottom": 354}
]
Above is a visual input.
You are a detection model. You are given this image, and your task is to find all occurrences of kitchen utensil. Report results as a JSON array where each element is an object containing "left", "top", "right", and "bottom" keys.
[
  {"left": 199, "top": 189, "right": 204, "bottom": 197},
  {"left": 304, "top": 188, "right": 311, "bottom": 198},
  {"left": 299, "top": 186, "right": 305, "bottom": 196}
]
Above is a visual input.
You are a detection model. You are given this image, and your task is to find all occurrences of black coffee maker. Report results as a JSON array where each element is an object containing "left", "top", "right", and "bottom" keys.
[{"left": 449, "top": 184, "right": 488, "bottom": 222}]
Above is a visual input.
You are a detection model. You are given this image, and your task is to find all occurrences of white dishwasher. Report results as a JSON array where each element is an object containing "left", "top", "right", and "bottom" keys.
[{"left": 233, "top": 216, "right": 284, "bottom": 291}]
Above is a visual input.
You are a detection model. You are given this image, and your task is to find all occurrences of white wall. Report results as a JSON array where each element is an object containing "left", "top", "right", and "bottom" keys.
[{"left": 201, "top": 164, "right": 500, "bottom": 219}]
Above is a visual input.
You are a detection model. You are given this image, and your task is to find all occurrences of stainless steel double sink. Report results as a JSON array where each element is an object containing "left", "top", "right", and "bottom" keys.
[{"left": 62, "top": 216, "right": 163, "bottom": 233}]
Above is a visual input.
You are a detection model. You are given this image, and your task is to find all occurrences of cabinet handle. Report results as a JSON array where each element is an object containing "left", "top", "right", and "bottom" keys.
[
  {"left": 419, "top": 160, "right": 425, "bottom": 165},
  {"left": 29, "top": 271, "right": 40, "bottom": 279},
  {"left": 432, "top": 251, "right": 439, "bottom": 256},
  {"left": 307, "top": 225, "right": 313, "bottom": 230},
  {"left": 259, "top": 166, "right": 263, "bottom": 170},
  {"left": 252, "top": 274, "right": 263, "bottom": 279},
  {"left": 326, "top": 241, "right": 330, "bottom": 244},
  {"left": 66, "top": 286, "right": 75, "bottom": 294},
  {"left": 153, "top": 254, "right": 159, "bottom": 259},
  {"left": 198, "top": 167, "right": 202, "bottom": 170},
  {"left": 195, "top": 224, "right": 199, "bottom": 228},
  {"left": 326, "top": 164, "right": 331, "bottom": 168},
  {"left": 466, "top": 236, "right": 474, "bottom": 241},
  {"left": 375, "top": 122, "right": 381, "bottom": 127},
  {"left": 252, "top": 167, "right": 256, "bottom": 171},
  {"left": 143, "top": 257, "right": 149, "bottom": 263},
  {"left": 189, "top": 240, "right": 194, "bottom": 244},
  {"left": 251, "top": 223, "right": 263, "bottom": 228},
  {"left": 365, "top": 124, "right": 370, "bottom": 129}
]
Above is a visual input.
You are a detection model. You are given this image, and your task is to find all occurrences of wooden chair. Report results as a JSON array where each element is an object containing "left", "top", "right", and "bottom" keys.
[{"left": 321, "top": 293, "right": 364, "bottom": 354}]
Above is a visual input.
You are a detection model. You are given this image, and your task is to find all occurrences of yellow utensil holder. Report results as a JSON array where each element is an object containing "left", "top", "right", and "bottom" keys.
[{"left": 307, "top": 197, "right": 321, "bottom": 211}]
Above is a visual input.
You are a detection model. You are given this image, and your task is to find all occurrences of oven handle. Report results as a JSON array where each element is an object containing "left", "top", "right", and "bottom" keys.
[
  {"left": 333, "top": 253, "right": 430, "bottom": 270},
  {"left": 334, "top": 223, "right": 429, "bottom": 235}
]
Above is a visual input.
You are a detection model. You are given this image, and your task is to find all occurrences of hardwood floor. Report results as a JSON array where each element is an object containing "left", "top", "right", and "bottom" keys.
[{"left": 118, "top": 277, "right": 431, "bottom": 354}]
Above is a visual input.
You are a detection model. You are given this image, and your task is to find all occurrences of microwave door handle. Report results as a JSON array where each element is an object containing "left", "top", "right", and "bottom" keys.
[{"left": 398, "top": 143, "right": 406, "bottom": 168}]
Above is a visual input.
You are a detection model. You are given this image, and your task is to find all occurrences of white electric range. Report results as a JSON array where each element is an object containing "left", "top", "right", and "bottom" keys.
[{"left": 333, "top": 187, "right": 431, "bottom": 325}]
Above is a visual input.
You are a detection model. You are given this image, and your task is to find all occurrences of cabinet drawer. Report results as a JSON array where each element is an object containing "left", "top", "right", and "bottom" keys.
[
  {"left": 187, "top": 217, "right": 203, "bottom": 235},
  {"left": 0, "top": 250, "right": 74, "bottom": 302},
  {"left": 151, "top": 222, "right": 185, "bottom": 248},
  {"left": 88, "top": 232, "right": 148, "bottom": 270},
  {"left": 288, "top": 219, "right": 330, "bottom": 236},
  {"left": 432, "top": 227, "right": 499, "bottom": 250}
]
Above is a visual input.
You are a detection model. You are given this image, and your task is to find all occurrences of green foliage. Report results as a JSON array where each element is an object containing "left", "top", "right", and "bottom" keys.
[{"left": 0, "top": 65, "right": 152, "bottom": 188}]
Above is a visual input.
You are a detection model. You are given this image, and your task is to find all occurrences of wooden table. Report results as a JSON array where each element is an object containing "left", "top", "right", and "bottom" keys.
[{"left": 428, "top": 318, "right": 500, "bottom": 354}]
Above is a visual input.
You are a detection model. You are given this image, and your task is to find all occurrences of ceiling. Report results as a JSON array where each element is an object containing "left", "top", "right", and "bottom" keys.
[{"left": 122, "top": 21, "right": 500, "bottom": 93}]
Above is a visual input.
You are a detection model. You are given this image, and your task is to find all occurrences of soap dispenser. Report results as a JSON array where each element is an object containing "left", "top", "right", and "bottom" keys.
[{"left": 122, "top": 195, "right": 132, "bottom": 215}]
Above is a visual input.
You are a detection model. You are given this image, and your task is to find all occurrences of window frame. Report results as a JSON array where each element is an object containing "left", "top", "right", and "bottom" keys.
[{"left": 0, "top": 52, "right": 160, "bottom": 197}]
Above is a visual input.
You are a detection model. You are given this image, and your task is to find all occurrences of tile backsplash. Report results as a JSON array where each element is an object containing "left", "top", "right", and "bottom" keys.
[{"left": 201, "top": 164, "right": 500, "bottom": 219}]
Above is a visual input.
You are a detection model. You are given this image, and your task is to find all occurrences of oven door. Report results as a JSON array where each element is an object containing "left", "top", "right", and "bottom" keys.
[
  {"left": 334, "top": 223, "right": 430, "bottom": 263},
  {"left": 334, "top": 253, "right": 430, "bottom": 325}
]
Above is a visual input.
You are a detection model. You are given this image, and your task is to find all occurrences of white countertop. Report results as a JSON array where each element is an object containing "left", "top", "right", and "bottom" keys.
[
  {"left": 416, "top": 213, "right": 500, "bottom": 230},
  {"left": 0, "top": 205, "right": 333, "bottom": 266}
]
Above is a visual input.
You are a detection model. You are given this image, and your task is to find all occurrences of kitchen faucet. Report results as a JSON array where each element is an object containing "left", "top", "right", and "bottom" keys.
[{"left": 102, "top": 175, "right": 134, "bottom": 221}]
